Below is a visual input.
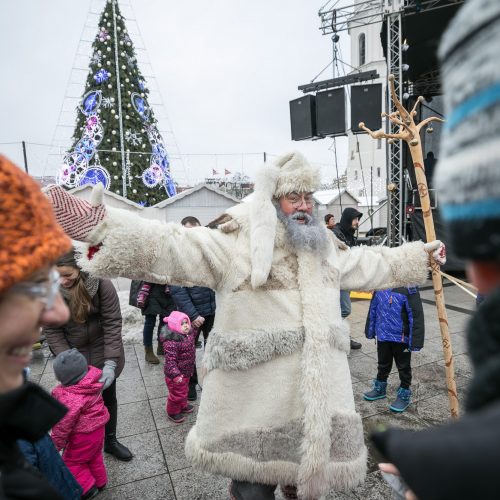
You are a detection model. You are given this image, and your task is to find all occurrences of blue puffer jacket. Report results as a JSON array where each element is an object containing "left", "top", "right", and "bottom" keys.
[
  {"left": 365, "top": 287, "right": 425, "bottom": 351},
  {"left": 169, "top": 285, "right": 216, "bottom": 321}
]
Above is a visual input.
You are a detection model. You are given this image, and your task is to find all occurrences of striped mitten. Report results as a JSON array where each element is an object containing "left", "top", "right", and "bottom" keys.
[{"left": 44, "top": 184, "right": 106, "bottom": 241}]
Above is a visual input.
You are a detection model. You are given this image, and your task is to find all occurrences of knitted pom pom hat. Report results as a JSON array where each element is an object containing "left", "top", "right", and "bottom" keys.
[
  {"left": 249, "top": 151, "right": 321, "bottom": 288},
  {"left": 0, "top": 156, "right": 72, "bottom": 294},
  {"left": 434, "top": 0, "right": 500, "bottom": 259},
  {"left": 163, "top": 311, "right": 191, "bottom": 334}
]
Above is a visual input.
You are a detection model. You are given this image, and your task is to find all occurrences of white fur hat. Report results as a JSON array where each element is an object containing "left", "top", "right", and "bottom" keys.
[{"left": 249, "top": 151, "right": 320, "bottom": 288}]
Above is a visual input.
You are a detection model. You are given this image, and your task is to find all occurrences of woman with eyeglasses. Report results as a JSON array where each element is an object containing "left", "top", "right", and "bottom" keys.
[
  {"left": 0, "top": 156, "right": 79, "bottom": 499},
  {"left": 43, "top": 249, "right": 132, "bottom": 462}
]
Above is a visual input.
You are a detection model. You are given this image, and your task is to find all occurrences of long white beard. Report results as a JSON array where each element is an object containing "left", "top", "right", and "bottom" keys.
[{"left": 276, "top": 208, "right": 330, "bottom": 256}]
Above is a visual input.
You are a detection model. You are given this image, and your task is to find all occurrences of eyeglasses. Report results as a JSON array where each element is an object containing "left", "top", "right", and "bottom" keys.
[
  {"left": 9, "top": 269, "right": 61, "bottom": 311},
  {"left": 285, "top": 194, "right": 315, "bottom": 208}
]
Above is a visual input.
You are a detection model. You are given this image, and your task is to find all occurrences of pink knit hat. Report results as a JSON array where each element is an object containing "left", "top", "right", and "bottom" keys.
[{"left": 163, "top": 311, "right": 191, "bottom": 334}]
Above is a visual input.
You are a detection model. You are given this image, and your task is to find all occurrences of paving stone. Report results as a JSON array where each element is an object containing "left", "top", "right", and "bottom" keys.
[
  {"left": 117, "top": 400, "right": 156, "bottom": 438},
  {"left": 150, "top": 396, "right": 199, "bottom": 431},
  {"left": 143, "top": 374, "right": 169, "bottom": 400},
  {"left": 158, "top": 423, "right": 193, "bottom": 472},
  {"left": 116, "top": 375, "right": 148, "bottom": 404},
  {"left": 170, "top": 467, "right": 229, "bottom": 500},
  {"left": 104, "top": 431, "right": 167, "bottom": 487},
  {"left": 99, "top": 473, "right": 175, "bottom": 500},
  {"left": 38, "top": 372, "right": 58, "bottom": 393}
]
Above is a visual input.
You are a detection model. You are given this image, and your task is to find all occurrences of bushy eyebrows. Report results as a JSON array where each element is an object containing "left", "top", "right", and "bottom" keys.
[{"left": 287, "top": 192, "right": 314, "bottom": 198}]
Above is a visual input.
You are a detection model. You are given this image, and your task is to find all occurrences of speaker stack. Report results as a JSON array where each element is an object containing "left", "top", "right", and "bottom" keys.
[{"left": 289, "top": 83, "right": 382, "bottom": 140}]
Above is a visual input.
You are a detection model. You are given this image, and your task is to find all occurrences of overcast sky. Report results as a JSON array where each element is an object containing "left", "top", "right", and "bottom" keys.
[{"left": 0, "top": 0, "right": 351, "bottom": 185}]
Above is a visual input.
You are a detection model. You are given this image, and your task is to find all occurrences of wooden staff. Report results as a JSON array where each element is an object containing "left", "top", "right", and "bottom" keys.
[{"left": 359, "top": 74, "right": 459, "bottom": 418}]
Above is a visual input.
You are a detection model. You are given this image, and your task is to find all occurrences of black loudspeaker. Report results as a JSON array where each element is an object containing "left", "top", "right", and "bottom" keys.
[
  {"left": 290, "top": 95, "right": 316, "bottom": 140},
  {"left": 315, "top": 88, "right": 346, "bottom": 137},
  {"left": 351, "top": 83, "right": 382, "bottom": 133}
]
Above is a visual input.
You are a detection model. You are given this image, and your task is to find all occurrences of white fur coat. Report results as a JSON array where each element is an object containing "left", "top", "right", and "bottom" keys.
[{"left": 79, "top": 202, "right": 428, "bottom": 499}]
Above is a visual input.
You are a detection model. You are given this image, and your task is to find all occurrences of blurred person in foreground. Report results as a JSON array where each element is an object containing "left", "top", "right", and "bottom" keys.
[
  {"left": 372, "top": 1, "right": 500, "bottom": 499},
  {"left": 44, "top": 151, "right": 445, "bottom": 500},
  {"left": 0, "top": 156, "right": 81, "bottom": 499}
]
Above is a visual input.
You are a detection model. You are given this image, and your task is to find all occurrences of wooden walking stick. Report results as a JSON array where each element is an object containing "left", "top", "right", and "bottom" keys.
[{"left": 359, "top": 74, "right": 459, "bottom": 418}]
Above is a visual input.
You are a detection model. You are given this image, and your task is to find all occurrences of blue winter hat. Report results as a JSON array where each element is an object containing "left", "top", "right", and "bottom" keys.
[{"left": 434, "top": 0, "right": 500, "bottom": 259}]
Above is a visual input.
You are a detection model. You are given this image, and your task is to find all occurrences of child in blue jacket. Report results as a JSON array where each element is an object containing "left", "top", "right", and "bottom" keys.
[{"left": 363, "top": 286, "right": 425, "bottom": 412}]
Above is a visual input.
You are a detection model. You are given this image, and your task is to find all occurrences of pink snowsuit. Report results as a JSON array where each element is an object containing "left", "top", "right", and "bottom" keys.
[
  {"left": 163, "top": 328, "right": 196, "bottom": 416},
  {"left": 51, "top": 365, "right": 110, "bottom": 494}
]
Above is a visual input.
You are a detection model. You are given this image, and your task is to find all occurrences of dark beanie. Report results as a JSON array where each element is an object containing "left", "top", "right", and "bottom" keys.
[
  {"left": 53, "top": 349, "right": 88, "bottom": 386},
  {"left": 434, "top": 0, "right": 500, "bottom": 260}
]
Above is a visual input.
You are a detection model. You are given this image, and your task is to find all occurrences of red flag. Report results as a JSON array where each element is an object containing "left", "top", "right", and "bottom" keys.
[
  {"left": 212, "top": 169, "right": 219, "bottom": 175},
  {"left": 224, "top": 169, "right": 231, "bottom": 176}
]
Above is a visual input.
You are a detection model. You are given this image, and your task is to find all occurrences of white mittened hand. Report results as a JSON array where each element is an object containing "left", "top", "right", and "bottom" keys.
[
  {"left": 424, "top": 240, "right": 447, "bottom": 266},
  {"left": 43, "top": 184, "right": 106, "bottom": 241},
  {"left": 99, "top": 359, "right": 117, "bottom": 390}
]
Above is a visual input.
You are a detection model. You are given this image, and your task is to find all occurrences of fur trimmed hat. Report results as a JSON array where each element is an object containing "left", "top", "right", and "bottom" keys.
[
  {"left": 434, "top": 0, "right": 500, "bottom": 259},
  {"left": 164, "top": 311, "right": 191, "bottom": 334},
  {"left": 249, "top": 151, "right": 321, "bottom": 288},
  {"left": 0, "top": 156, "right": 72, "bottom": 294}
]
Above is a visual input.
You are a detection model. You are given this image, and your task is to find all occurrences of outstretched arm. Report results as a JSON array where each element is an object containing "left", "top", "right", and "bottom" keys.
[
  {"left": 45, "top": 185, "right": 231, "bottom": 289},
  {"left": 338, "top": 242, "right": 429, "bottom": 291}
]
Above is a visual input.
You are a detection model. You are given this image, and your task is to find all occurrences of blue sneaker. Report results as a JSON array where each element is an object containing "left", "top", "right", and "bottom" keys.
[
  {"left": 389, "top": 387, "right": 411, "bottom": 412},
  {"left": 363, "top": 380, "right": 387, "bottom": 401}
]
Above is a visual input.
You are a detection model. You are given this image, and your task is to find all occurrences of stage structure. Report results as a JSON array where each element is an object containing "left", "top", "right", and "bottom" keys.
[{"left": 291, "top": 0, "right": 463, "bottom": 246}]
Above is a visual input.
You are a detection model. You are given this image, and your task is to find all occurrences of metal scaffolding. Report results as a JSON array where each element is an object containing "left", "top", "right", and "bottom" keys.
[{"left": 317, "top": 0, "right": 463, "bottom": 245}]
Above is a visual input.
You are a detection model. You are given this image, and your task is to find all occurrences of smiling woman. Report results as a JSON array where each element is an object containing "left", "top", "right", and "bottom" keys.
[{"left": 0, "top": 155, "right": 75, "bottom": 499}]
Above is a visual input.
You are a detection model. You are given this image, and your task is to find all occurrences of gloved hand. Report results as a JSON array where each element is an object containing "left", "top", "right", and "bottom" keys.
[
  {"left": 173, "top": 375, "right": 184, "bottom": 384},
  {"left": 424, "top": 240, "right": 447, "bottom": 266},
  {"left": 99, "top": 360, "right": 117, "bottom": 390},
  {"left": 43, "top": 183, "right": 106, "bottom": 241}
]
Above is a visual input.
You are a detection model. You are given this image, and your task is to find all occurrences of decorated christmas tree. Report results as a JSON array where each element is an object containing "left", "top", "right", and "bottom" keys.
[{"left": 56, "top": 0, "right": 176, "bottom": 206}]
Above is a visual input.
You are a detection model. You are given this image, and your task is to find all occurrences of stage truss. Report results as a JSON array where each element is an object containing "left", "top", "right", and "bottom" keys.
[{"left": 318, "top": 0, "right": 463, "bottom": 245}]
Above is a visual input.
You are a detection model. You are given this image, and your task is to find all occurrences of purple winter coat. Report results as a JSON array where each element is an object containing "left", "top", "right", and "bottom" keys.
[{"left": 162, "top": 328, "right": 196, "bottom": 379}]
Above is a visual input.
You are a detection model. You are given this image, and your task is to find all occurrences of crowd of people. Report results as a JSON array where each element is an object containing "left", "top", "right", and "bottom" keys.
[{"left": 1, "top": 0, "right": 500, "bottom": 499}]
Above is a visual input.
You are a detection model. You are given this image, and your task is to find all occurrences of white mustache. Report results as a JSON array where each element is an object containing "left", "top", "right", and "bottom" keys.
[{"left": 291, "top": 212, "right": 312, "bottom": 223}]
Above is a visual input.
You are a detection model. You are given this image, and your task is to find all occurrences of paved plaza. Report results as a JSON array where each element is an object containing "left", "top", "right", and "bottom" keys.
[{"left": 30, "top": 279, "right": 475, "bottom": 499}]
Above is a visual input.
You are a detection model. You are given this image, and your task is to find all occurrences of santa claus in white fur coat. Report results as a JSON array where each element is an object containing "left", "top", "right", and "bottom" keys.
[{"left": 46, "top": 151, "right": 444, "bottom": 499}]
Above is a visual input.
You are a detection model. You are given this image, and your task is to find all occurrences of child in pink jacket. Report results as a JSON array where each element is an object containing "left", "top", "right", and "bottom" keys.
[
  {"left": 51, "top": 348, "right": 109, "bottom": 498},
  {"left": 160, "top": 311, "right": 196, "bottom": 424}
]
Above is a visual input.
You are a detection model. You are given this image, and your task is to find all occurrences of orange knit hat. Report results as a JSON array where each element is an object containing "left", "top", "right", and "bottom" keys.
[{"left": 0, "top": 156, "right": 72, "bottom": 294}]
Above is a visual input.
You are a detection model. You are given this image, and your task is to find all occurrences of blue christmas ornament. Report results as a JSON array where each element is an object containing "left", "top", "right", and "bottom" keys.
[
  {"left": 138, "top": 79, "right": 145, "bottom": 91},
  {"left": 131, "top": 93, "right": 150, "bottom": 120},
  {"left": 75, "top": 137, "right": 96, "bottom": 161},
  {"left": 81, "top": 91, "right": 102, "bottom": 115},
  {"left": 164, "top": 174, "right": 177, "bottom": 197},
  {"left": 94, "top": 69, "right": 110, "bottom": 84},
  {"left": 79, "top": 166, "right": 111, "bottom": 190},
  {"left": 142, "top": 168, "right": 160, "bottom": 188},
  {"left": 138, "top": 201, "right": 147, "bottom": 207}
]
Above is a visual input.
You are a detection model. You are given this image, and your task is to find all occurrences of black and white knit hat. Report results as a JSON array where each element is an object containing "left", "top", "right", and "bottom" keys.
[{"left": 434, "top": 0, "right": 500, "bottom": 259}]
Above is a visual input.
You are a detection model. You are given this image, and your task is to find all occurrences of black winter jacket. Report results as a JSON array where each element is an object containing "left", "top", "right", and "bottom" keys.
[
  {"left": 333, "top": 208, "right": 363, "bottom": 248},
  {"left": 170, "top": 285, "right": 216, "bottom": 321},
  {"left": 129, "top": 281, "right": 176, "bottom": 317},
  {"left": 0, "top": 383, "right": 67, "bottom": 500}
]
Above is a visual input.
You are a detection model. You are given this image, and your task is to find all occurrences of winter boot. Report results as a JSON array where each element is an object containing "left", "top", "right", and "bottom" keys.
[
  {"left": 168, "top": 413, "right": 186, "bottom": 424},
  {"left": 156, "top": 342, "right": 164, "bottom": 356},
  {"left": 389, "top": 387, "right": 412, "bottom": 412},
  {"left": 104, "top": 434, "right": 133, "bottom": 461},
  {"left": 181, "top": 404, "right": 194, "bottom": 414},
  {"left": 82, "top": 486, "right": 99, "bottom": 500},
  {"left": 144, "top": 346, "right": 159, "bottom": 364},
  {"left": 363, "top": 380, "right": 387, "bottom": 401}
]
